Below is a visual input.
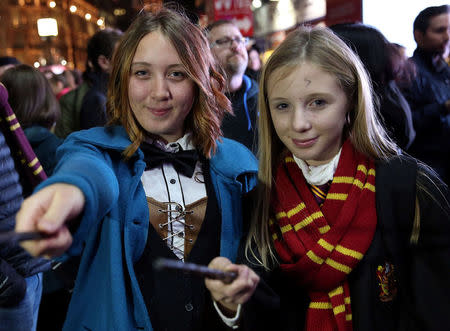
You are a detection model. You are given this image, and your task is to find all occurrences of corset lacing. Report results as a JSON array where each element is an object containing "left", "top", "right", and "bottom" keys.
[{"left": 157, "top": 201, "right": 194, "bottom": 257}]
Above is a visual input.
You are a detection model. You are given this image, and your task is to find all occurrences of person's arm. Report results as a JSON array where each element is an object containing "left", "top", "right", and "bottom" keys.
[
  {"left": 205, "top": 257, "right": 259, "bottom": 329},
  {"left": 206, "top": 242, "right": 287, "bottom": 331},
  {"left": 15, "top": 133, "right": 120, "bottom": 258},
  {"left": 206, "top": 257, "right": 260, "bottom": 312},
  {"left": 15, "top": 183, "right": 83, "bottom": 257}
]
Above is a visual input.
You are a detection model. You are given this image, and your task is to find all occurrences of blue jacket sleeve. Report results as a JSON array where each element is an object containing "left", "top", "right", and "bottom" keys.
[{"left": 35, "top": 135, "right": 120, "bottom": 256}]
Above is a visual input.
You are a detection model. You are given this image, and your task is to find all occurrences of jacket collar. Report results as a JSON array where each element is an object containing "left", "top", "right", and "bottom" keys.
[
  {"left": 413, "top": 47, "right": 448, "bottom": 73},
  {"left": 71, "top": 126, "right": 257, "bottom": 179},
  {"left": 71, "top": 126, "right": 142, "bottom": 157}
]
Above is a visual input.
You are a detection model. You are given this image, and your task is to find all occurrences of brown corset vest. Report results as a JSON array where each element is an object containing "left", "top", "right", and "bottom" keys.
[{"left": 146, "top": 196, "right": 207, "bottom": 260}]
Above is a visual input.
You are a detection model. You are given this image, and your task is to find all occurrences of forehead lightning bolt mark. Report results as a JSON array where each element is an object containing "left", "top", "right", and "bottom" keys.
[{"left": 304, "top": 79, "right": 311, "bottom": 87}]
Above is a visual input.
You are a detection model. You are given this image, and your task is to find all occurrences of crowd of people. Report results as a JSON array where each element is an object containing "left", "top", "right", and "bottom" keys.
[{"left": 0, "top": 4, "right": 449, "bottom": 331}]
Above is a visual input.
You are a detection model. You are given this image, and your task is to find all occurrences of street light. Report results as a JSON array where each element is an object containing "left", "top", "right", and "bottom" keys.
[
  {"left": 37, "top": 18, "right": 58, "bottom": 65},
  {"left": 37, "top": 18, "right": 58, "bottom": 37}
]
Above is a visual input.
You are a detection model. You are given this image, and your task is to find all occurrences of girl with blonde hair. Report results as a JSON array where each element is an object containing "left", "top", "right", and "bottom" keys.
[{"left": 206, "top": 26, "right": 450, "bottom": 330}]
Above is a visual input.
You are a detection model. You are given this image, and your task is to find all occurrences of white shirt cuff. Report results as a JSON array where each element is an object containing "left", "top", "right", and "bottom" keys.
[{"left": 213, "top": 300, "right": 242, "bottom": 329}]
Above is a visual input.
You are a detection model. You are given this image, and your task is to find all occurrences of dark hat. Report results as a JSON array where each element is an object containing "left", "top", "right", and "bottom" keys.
[{"left": 0, "top": 56, "right": 20, "bottom": 67}]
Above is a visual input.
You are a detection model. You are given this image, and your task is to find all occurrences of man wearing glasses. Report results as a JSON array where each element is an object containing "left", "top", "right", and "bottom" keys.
[{"left": 207, "top": 20, "right": 259, "bottom": 154}]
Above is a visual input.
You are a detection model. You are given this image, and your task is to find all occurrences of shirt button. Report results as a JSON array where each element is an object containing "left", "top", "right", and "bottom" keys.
[
  {"left": 170, "top": 179, "right": 176, "bottom": 184},
  {"left": 185, "top": 303, "right": 193, "bottom": 312}
]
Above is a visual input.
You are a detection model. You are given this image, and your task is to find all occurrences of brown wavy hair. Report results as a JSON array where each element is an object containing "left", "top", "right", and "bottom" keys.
[{"left": 107, "top": 5, "right": 231, "bottom": 158}]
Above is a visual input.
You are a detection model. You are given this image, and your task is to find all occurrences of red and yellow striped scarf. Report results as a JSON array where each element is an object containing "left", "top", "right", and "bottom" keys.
[{"left": 270, "top": 140, "right": 377, "bottom": 331}]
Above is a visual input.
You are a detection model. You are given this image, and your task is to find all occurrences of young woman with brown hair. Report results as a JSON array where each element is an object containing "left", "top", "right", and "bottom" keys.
[{"left": 15, "top": 6, "right": 257, "bottom": 331}]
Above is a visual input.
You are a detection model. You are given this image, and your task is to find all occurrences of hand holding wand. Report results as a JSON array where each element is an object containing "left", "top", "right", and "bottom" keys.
[{"left": 153, "top": 257, "right": 237, "bottom": 284}]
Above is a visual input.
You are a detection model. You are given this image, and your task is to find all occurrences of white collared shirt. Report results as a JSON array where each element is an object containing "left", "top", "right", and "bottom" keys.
[{"left": 140, "top": 133, "right": 206, "bottom": 260}]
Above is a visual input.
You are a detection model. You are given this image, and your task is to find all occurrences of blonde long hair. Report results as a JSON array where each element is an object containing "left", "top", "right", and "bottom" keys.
[{"left": 247, "top": 26, "right": 399, "bottom": 269}]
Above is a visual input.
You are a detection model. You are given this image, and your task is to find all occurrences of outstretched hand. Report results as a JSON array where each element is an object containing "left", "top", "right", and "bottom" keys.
[
  {"left": 205, "top": 256, "right": 259, "bottom": 314},
  {"left": 15, "top": 183, "right": 85, "bottom": 258}
]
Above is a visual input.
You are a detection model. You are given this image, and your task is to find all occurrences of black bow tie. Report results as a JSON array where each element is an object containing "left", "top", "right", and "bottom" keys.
[{"left": 140, "top": 143, "right": 199, "bottom": 178}]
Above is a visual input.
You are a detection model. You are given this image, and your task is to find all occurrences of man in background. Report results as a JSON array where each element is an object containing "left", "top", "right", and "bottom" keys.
[
  {"left": 207, "top": 20, "right": 259, "bottom": 154},
  {"left": 403, "top": 5, "right": 450, "bottom": 184}
]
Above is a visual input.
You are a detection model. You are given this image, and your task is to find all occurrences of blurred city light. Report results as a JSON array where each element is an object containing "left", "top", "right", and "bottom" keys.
[
  {"left": 113, "top": 8, "right": 126, "bottom": 16},
  {"left": 252, "top": 0, "right": 262, "bottom": 9},
  {"left": 37, "top": 18, "right": 58, "bottom": 37}
]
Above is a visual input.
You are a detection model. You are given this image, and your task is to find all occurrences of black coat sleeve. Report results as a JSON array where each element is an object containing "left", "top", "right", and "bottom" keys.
[
  {"left": 408, "top": 165, "right": 450, "bottom": 330},
  {"left": 377, "top": 157, "right": 450, "bottom": 331}
]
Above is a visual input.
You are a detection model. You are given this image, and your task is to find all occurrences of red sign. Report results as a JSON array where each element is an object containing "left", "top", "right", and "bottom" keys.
[
  {"left": 206, "top": 0, "right": 254, "bottom": 37},
  {"left": 326, "top": 0, "right": 362, "bottom": 26}
]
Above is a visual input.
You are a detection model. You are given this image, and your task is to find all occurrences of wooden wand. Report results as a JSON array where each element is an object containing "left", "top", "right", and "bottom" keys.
[
  {"left": 153, "top": 257, "right": 237, "bottom": 284},
  {"left": 0, "top": 231, "right": 49, "bottom": 245}
]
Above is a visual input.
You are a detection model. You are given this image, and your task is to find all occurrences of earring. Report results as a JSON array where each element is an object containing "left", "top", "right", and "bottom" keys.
[{"left": 345, "top": 112, "right": 351, "bottom": 126}]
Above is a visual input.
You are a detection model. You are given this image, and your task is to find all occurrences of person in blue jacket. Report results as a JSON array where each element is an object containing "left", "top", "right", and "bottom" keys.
[{"left": 15, "top": 6, "right": 258, "bottom": 331}]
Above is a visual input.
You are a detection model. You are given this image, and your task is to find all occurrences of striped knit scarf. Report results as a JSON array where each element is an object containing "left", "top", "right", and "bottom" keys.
[{"left": 270, "top": 140, "right": 377, "bottom": 331}]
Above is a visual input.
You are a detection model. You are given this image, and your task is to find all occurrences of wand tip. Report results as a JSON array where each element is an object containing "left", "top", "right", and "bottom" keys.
[{"left": 153, "top": 258, "right": 165, "bottom": 271}]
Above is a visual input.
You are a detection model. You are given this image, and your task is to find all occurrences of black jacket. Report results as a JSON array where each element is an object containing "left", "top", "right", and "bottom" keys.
[
  {"left": 79, "top": 71, "right": 109, "bottom": 130},
  {"left": 378, "top": 81, "right": 415, "bottom": 150},
  {"left": 402, "top": 48, "right": 450, "bottom": 184},
  {"left": 240, "top": 156, "right": 450, "bottom": 331}
]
